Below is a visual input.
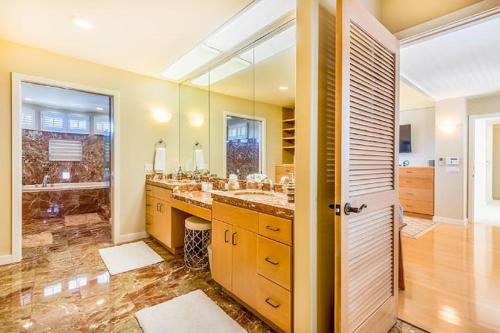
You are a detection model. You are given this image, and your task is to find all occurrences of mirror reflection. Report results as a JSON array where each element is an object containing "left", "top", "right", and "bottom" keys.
[{"left": 179, "top": 22, "right": 296, "bottom": 182}]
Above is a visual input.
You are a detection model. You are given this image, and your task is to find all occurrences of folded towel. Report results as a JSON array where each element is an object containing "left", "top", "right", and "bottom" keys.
[
  {"left": 194, "top": 149, "right": 205, "bottom": 170},
  {"left": 154, "top": 147, "right": 167, "bottom": 173}
]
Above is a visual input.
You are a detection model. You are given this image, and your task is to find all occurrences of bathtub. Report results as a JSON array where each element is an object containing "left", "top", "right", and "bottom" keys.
[
  {"left": 22, "top": 182, "right": 110, "bottom": 219},
  {"left": 22, "top": 181, "right": 110, "bottom": 193}
]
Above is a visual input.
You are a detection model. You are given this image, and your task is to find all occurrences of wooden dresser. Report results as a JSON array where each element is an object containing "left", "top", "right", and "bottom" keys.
[{"left": 399, "top": 167, "right": 434, "bottom": 217}]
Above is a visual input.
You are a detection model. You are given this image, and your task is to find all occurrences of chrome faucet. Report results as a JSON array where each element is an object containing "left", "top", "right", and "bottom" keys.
[{"left": 42, "top": 175, "right": 50, "bottom": 187}]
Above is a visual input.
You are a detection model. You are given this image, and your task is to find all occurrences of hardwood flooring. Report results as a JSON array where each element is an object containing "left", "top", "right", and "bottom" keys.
[{"left": 399, "top": 222, "right": 500, "bottom": 332}]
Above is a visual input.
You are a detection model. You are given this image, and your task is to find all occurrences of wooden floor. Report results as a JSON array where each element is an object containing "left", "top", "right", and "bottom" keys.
[{"left": 399, "top": 222, "right": 500, "bottom": 333}]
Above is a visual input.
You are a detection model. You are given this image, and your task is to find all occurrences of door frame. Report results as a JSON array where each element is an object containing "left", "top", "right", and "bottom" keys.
[
  {"left": 467, "top": 112, "right": 500, "bottom": 222},
  {"left": 222, "top": 111, "right": 267, "bottom": 178},
  {"left": 11, "top": 73, "right": 121, "bottom": 263}
]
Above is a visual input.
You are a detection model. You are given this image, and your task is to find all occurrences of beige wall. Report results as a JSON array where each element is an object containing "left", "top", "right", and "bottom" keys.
[
  {"left": 179, "top": 85, "right": 282, "bottom": 179},
  {"left": 0, "top": 39, "right": 182, "bottom": 255},
  {"left": 399, "top": 108, "right": 435, "bottom": 166},
  {"left": 493, "top": 125, "right": 500, "bottom": 200},
  {"left": 380, "top": 0, "right": 482, "bottom": 33},
  {"left": 434, "top": 98, "right": 468, "bottom": 222},
  {"left": 468, "top": 93, "right": 500, "bottom": 116}
]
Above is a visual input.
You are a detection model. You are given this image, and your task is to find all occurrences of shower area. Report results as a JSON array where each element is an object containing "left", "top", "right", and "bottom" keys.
[{"left": 20, "top": 82, "right": 112, "bottom": 255}]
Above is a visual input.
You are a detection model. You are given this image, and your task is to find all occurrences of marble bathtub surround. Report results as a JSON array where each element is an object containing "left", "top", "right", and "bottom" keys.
[
  {"left": 22, "top": 232, "right": 53, "bottom": 248},
  {"left": 64, "top": 213, "right": 105, "bottom": 227},
  {"left": 22, "top": 130, "right": 109, "bottom": 185},
  {"left": 22, "top": 188, "right": 110, "bottom": 220}
]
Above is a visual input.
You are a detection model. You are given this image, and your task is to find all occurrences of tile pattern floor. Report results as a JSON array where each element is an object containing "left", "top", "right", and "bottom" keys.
[{"left": 1, "top": 216, "right": 424, "bottom": 332}]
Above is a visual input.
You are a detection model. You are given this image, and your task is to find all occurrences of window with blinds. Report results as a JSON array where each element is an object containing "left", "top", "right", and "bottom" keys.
[
  {"left": 41, "top": 111, "right": 66, "bottom": 132},
  {"left": 49, "top": 140, "right": 83, "bottom": 161},
  {"left": 94, "top": 114, "right": 110, "bottom": 135},
  {"left": 21, "top": 107, "right": 37, "bottom": 130},
  {"left": 67, "top": 114, "right": 90, "bottom": 134}
]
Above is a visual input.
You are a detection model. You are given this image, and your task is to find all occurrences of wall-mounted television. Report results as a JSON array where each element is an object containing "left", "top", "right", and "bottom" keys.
[{"left": 399, "top": 124, "right": 412, "bottom": 153}]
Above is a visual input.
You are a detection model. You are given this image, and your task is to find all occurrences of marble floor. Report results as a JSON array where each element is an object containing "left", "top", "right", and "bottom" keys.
[{"left": 0, "top": 216, "right": 424, "bottom": 332}]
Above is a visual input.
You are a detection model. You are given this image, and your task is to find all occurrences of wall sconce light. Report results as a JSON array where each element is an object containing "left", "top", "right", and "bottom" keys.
[
  {"left": 189, "top": 113, "right": 204, "bottom": 127},
  {"left": 439, "top": 120, "right": 457, "bottom": 135},
  {"left": 153, "top": 108, "right": 172, "bottom": 123}
]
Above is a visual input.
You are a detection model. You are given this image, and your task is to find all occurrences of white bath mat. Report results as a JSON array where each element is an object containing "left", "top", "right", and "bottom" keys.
[
  {"left": 98, "top": 241, "right": 163, "bottom": 275},
  {"left": 135, "top": 290, "right": 245, "bottom": 333},
  {"left": 402, "top": 216, "right": 438, "bottom": 239}
]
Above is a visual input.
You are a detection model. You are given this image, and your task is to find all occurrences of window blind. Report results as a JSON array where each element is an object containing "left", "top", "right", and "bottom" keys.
[{"left": 49, "top": 140, "right": 83, "bottom": 161}]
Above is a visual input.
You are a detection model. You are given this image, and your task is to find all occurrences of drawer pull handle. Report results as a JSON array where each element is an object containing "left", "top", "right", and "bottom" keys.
[
  {"left": 146, "top": 189, "right": 152, "bottom": 192},
  {"left": 224, "top": 230, "right": 229, "bottom": 243},
  {"left": 265, "top": 257, "right": 279, "bottom": 266},
  {"left": 265, "top": 298, "right": 281, "bottom": 308},
  {"left": 232, "top": 232, "right": 237, "bottom": 246},
  {"left": 265, "top": 225, "right": 280, "bottom": 232}
]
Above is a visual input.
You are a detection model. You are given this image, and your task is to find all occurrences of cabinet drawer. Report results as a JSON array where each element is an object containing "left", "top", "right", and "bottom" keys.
[
  {"left": 401, "top": 199, "right": 433, "bottom": 215},
  {"left": 257, "top": 236, "right": 291, "bottom": 290},
  {"left": 152, "top": 186, "right": 172, "bottom": 202},
  {"left": 399, "top": 177, "right": 433, "bottom": 190},
  {"left": 257, "top": 276, "right": 291, "bottom": 333},
  {"left": 400, "top": 167, "right": 434, "bottom": 179},
  {"left": 212, "top": 202, "right": 258, "bottom": 233},
  {"left": 400, "top": 187, "right": 433, "bottom": 202},
  {"left": 258, "top": 214, "right": 292, "bottom": 245}
]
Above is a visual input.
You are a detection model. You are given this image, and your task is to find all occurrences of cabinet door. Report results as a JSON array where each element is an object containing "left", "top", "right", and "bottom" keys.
[
  {"left": 212, "top": 219, "right": 233, "bottom": 291},
  {"left": 153, "top": 199, "right": 172, "bottom": 247},
  {"left": 146, "top": 195, "right": 154, "bottom": 234},
  {"left": 232, "top": 226, "right": 258, "bottom": 309}
]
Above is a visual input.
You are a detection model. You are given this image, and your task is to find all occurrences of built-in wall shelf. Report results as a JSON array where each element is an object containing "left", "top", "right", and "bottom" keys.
[{"left": 282, "top": 107, "right": 295, "bottom": 164}]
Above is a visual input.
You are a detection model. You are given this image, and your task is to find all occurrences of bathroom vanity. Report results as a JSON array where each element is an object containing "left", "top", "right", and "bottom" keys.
[{"left": 145, "top": 179, "right": 294, "bottom": 332}]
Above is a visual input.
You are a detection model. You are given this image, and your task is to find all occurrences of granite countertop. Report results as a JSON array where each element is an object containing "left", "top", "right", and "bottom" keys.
[
  {"left": 146, "top": 179, "right": 201, "bottom": 191},
  {"left": 171, "top": 191, "right": 213, "bottom": 209},
  {"left": 211, "top": 190, "right": 294, "bottom": 220}
]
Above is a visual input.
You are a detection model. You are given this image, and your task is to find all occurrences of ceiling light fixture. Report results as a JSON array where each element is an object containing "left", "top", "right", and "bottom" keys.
[
  {"left": 279, "top": 86, "right": 289, "bottom": 91},
  {"left": 191, "top": 57, "right": 251, "bottom": 86},
  {"left": 205, "top": 0, "right": 295, "bottom": 52},
  {"left": 71, "top": 17, "right": 95, "bottom": 30},
  {"left": 240, "top": 25, "right": 296, "bottom": 63},
  {"left": 161, "top": 0, "right": 295, "bottom": 81}
]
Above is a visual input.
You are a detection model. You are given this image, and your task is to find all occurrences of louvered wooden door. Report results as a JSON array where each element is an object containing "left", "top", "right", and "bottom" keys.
[{"left": 335, "top": 0, "right": 399, "bottom": 332}]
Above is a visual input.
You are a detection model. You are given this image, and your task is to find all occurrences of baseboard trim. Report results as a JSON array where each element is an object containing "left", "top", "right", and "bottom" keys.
[
  {"left": 0, "top": 254, "right": 19, "bottom": 266},
  {"left": 117, "top": 231, "right": 149, "bottom": 244},
  {"left": 433, "top": 216, "right": 468, "bottom": 225}
]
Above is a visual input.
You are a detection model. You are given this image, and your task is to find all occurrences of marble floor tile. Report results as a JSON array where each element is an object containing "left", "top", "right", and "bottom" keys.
[{"left": 0, "top": 217, "right": 425, "bottom": 332}]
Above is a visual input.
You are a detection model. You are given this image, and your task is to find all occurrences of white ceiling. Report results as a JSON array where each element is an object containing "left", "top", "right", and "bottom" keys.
[
  {"left": 22, "top": 82, "right": 110, "bottom": 113},
  {"left": 0, "top": 0, "right": 252, "bottom": 79},
  {"left": 401, "top": 17, "right": 500, "bottom": 101}
]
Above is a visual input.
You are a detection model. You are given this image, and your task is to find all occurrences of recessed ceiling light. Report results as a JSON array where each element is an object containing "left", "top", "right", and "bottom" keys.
[
  {"left": 96, "top": 106, "right": 104, "bottom": 111},
  {"left": 71, "top": 17, "right": 95, "bottom": 30},
  {"left": 279, "top": 86, "right": 289, "bottom": 91}
]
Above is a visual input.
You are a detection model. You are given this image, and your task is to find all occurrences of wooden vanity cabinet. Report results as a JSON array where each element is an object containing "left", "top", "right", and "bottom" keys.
[
  {"left": 145, "top": 184, "right": 185, "bottom": 254},
  {"left": 212, "top": 201, "right": 292, "bottom": 332}
]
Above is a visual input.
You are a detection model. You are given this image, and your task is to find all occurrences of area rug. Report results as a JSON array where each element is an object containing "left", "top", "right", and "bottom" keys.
[
  {"left": 98, "top": 241, "right": 164, "bottom": 275},
  {"left": 135, "top": 290, "right": 246, "bottom": 333},
  {"left": 402, "top": 216, "right": 438, "bottom": 239},
  {"left": 64, "top": 213, "right": 103, "bottom": 226}
]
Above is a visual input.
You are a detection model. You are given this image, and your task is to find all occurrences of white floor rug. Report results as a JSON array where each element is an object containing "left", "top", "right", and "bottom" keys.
[
  {"left": 98, "top": 241, "right": 164, "bottom": 275},
  {"left": 402, "top": 216, "right": 438, "bottom": 239},
  {"left": 135, "top": 290, "right": 246, "bottom": 333}
]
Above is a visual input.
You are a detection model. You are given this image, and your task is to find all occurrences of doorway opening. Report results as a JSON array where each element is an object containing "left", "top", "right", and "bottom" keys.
[
  {"left": 12, "top": 74, "right": 120, "bottom": 262},
  {"left": 223, "top": 113, "right": 266, "bottom": 179},
  {"left": 469, "top": 113, "right": 500, "bottom": 224}
]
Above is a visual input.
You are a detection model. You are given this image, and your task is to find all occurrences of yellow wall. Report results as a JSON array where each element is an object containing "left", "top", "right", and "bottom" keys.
[
  {"left": 179, "top": 85, "right": 282, "bottom": 179},
  {"left": 380, "top": 0, "right": 482, "bottom": 33},
  {"left": 0, "top": 39, "right": 182, "bottom": 255},
  {"left": 493, "top": 125, "right": 500, "bottom": 200}
]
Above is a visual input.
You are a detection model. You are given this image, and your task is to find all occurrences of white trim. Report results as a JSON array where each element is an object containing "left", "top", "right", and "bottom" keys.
[
  {"left": 433, "top": 215, "right": 468, "bottom": 225},
  {"left": 222, "top": 111, "right": 267, "bottom": 178},
  {"left": 0, "top": 255, "right": 17, "bottom": 266},
  {"left": 397, "top": 0, "right": 500, "bottom": 45},
  {"left": 10, "top": 73, "right": 121, "bottom": 265},
  {"left": 118, "top": 231, "right": 149, "bottom": 244}
]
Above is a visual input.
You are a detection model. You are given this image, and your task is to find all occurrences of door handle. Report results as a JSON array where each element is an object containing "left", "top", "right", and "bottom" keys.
[
  {"left": 224, "top": 230, "right": 229, "bottom": 243},
  {"left": 232, "top": 232, "right": 237, "bottom": 246},
  {"left": 344, "top": 203, "right": 367, "bottom": 215}
]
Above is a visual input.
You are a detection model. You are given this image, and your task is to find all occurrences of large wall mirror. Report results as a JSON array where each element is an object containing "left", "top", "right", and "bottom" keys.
[{"left": 179, "top": 21, "right": 296, "bottom": 181}]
